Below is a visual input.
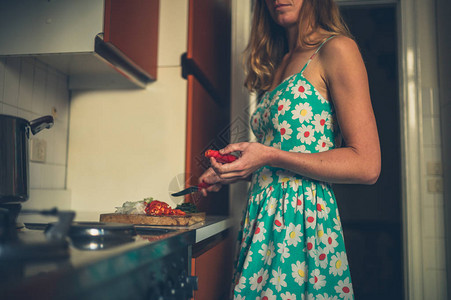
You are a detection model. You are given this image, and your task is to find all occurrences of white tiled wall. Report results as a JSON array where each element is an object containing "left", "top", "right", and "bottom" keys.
[
  {"left": 420, "top": 86, "right": 447, "bottom": 300},
  {"left": 0, "top": 57, "right": 70, "bottom": 190},
  {"left": 416, "top": 0, "right": 447, "bottom": 298}
]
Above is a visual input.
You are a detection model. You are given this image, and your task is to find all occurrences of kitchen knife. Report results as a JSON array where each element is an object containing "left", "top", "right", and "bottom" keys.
[
  {"left": 171, "top": 150, "right": 238, "bottom": 197},
  {"left": 171, "top": 182, "right": 211, "bottom": 197}
]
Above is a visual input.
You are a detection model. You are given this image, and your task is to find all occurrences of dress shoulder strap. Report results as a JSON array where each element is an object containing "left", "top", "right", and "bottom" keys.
[{"left": 300, "top": 35, "right": 336, "bottom": 73}]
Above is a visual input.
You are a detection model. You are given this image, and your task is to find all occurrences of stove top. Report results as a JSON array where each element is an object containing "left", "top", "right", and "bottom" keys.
[{"left": 0, "top": 206, "right": 198, "bottom": 300}]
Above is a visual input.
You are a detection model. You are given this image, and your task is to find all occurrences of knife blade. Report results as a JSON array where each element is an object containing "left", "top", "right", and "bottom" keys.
[{"left": 171, "top": 182, "right": 211, "bottom": 197}]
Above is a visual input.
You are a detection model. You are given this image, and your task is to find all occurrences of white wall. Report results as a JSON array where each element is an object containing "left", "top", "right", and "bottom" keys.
[
  {"left": 410, "top": 0, "right": 447, "bottom": 298},
  {"left": 0, "top": 57, "right": 71, "bottom": 209},
  {"left": 436, "top": 0, "right": 451, "bottom": 295},
  {"left": 66, "top": 0, "right": 189, "bottom": 217}
]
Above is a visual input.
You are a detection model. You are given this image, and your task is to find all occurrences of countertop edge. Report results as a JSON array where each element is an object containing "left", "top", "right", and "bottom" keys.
[{"left": 193, "top": 216, "right": 235, "bottom": 243}]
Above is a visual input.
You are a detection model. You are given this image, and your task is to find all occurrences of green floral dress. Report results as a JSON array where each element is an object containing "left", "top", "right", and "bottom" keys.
[{"left": 232, "top": 37, "right": 354, "bottom": 300}]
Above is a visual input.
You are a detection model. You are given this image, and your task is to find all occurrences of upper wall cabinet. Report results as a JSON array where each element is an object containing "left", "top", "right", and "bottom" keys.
[{"left": 0, "top": 0, "right": 159, "bottom": 90}]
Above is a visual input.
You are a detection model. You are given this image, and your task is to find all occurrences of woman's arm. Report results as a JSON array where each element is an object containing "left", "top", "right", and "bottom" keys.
[{"left": 210, "top": 36, "right": 381, "bottom": 185}]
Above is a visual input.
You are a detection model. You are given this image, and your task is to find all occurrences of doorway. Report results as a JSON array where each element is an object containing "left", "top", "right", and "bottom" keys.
[{"left": 334, "top": 4, "right": 403, "bottom": 300}]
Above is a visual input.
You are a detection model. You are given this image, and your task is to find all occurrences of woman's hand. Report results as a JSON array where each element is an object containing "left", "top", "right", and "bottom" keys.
[
  {"left": 199, "top": 142, "right": 274, "bottom": 196},
  {"left": 209, "top": 142, "right": 274, "bottom": 182},
  {"left": 198, "top": 167, "right": 223, "bottom": 197}
]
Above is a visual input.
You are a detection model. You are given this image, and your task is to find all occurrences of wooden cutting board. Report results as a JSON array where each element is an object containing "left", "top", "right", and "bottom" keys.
[{"left": 99, "top": 212, "right": 206, "bottom": 226}]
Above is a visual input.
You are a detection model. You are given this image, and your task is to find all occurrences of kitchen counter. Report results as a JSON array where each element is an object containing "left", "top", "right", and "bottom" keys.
[
  {"left": 0, "top": 215, "right": 234, "bottom": 300},
  {"left": 148, "top": 215, "right": 234, "bottom": 243}
]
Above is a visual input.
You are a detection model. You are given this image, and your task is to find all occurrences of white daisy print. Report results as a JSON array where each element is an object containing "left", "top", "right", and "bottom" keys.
[
  {"left": 305, "top": 208, "right": 316, "bottom": 229},
  {"left": 277, "top": 242, "right": 290, "bottom": 263},
  {"left": 272, "top": 114, "right": 279, "bottom": 130},
  {"left": 273, "top": 212, "right": 284, "bottom": 232},
  {"left": 314, "top": 89, "right": 328, "bottom": 104},
  {"left": 292, "top": 102, "right": 313, "bottom": 123},
  {"left": 305, "top": 294, "right": 315, "bottom": 300},
  {"left": 291, "top": 79, "right": 312, "bottom": 99},
  {"left": 258, "top": 241, "right": 276, "bottom": 265},
  {"left": 260, "top": 93, "right": 271, "bottom": 106},
  {"left": 263, "top": 130, "right": 274, "bottom": 146},
  {"left": 281, "top": 292, "right": 297, "bottom": 300},
  {"left": 309, "top": 269, "right": 327, "bottom": 290},
  {"left": 317, "top": 294, "right": 338, "bottom": 300},
  {"left": 326, "top": 114, "right": 335, "bottom": 131},
  {"left": 297, "top": 124, "right": 316, "bottom": 145},
  {"left": 234, "top": 295, "right": 246, "bottom": 300},
  {"left": 316, "top": 246, "right": 329, "bottom": 269},
  {"left": 291, "top": 195, "right": 304, "bottom": 212},
  {"left": 291, "top": 261, "right": 308, "bottom": 286},
  {"left": 249, "top": 268, "right": 269, "bottom": 292},
  {"left": 270, "top": 267, "right": 287, "bottom": 292},
  {"left": 266, "top": 196, "right": 278, "bottom": 216},
  {"left": 286, "top": 75, "right": 297, "bottom": 88},
  {"left": 243, "top": 250, "right": 253, "bottom": 269},
  {"left": 329, "top": 252, "right": 348, "bottom": 276},
  {"left": 260, "top": 287, "right": 277, "bottom": 300},
  {"left": 253, "top": 222, "right": 267, "bottom": 243},
  {"left": 316, "top": 196, "right": 329, "bottom": 220},
  {"left": 251, "top": 111, "right": 260, "bottom": 129},
  {"left": 258, "top": 168, "right": 273, "bottom": 188},
  {"left": 277, "top": 98, "right": 291, "bottom": 115},
  {"left": 276, "top": 170, "right": 292, "bottom": 186},
  {"left": 322, "top": 228, "right": 339, "bottom": 253},
  {"left": 272, "top": 141, "right": 281, "bottom": 149},
  {"left": 316, "top": 223, "right": 325, "bottom": 243},
  {"left": 291, "top": 145, "right": 311, "bottom": 153},
  {"left": 234, "top": 276, "right": 246, "bottom": 293},
  {"left": 262, "top": 108, "right": 271, "bottom": 124},
  {"left": 285, "top": 223, "right": 302, "bottom": 246},
  {"left": 334, "top": 278, "right": 353, "bottom": 300},
  {"left": 333, "top": 217, "right": 341, "bottom": 231},
  {"left": 315, "top": 135, "right": 333, "bottom": 152},
  {"left": 288, "top": 177, "right": 302, "bottom": 189},
  {"left": 279, "top": 120, "right": 293, "bottom": 141},
  {"left": 305, "top": 236, "right": 317, "bottom": 259},
  {"left": 271, "top": 90, "right": 283, "bottom": 105},
  {"left": 312, "top": 112, "right": 331, "bottom": 133},
  {"left": 305, "top": 185, "right": 316, "bottom": 202}
]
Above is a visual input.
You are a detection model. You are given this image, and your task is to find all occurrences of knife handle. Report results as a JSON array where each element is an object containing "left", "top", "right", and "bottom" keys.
[{"left": 197, "top": 181, "right": 211, "bottom": 189}]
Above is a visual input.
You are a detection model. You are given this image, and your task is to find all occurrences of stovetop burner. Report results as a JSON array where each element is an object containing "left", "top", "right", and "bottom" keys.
[
  {"left": 0, "top": 229, "right": 69, "bottom": 262},
  {"left": 0, "top": 207, "right": 75, "bottom": 261},
  {"left": 68, "top": 221, "right": 136, "bottom": 240},
  {"left": 66, "top": 221, "right": 136, "bottom": 250}
]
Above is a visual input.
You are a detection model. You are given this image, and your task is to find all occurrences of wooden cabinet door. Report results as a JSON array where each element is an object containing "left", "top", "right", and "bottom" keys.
[
  {"left": 184, "top": 0, "right": 231, "bottom": 215},
  {"left": 104, "top": 0, "right": 159, "bottom": 80},
  {"left": 187, "top": 0, "right": 231, "bottom": 99},
  {"left": 185, "top": 75, "right": 230, "bottom": 214},
  {"left": 191, "top": 233, "right": 234, "bottom": 300}
]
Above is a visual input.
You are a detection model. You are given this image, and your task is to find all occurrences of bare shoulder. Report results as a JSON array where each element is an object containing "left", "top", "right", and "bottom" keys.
[
  {"left": 321, "top": 35, "right": 360, "bottom": 55},
  {"left": 318, "top": 35, "right": 366, "bottom": 80},
  {"left": 319, "top": 36, "right": 363, "bottom": 66}
]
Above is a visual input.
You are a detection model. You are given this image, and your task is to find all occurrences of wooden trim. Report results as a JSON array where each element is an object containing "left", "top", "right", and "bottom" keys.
[
  {"left": 103, "top": 0, "right": 112, "bottom": 40},
  {"left": 399, "top": 0, "right": 423, "bottom": 299},
  {"left": 187, "top": 0, "right": 194, "bottom": 58},
  {"left": 181, "top": 53, "right": 225, "bottom": 107},
  {"left": 185, "top": 75, "right": 195, "bottom": 189}
]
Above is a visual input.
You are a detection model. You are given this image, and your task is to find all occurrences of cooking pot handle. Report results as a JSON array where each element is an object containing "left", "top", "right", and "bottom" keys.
[{"left": 29, "top": 115, "right": 54, "bottom": 135}]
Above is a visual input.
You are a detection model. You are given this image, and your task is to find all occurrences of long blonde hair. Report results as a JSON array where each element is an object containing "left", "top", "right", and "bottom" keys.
[{"left": 244, "top": 0, "right": 352, "bottom": 93}]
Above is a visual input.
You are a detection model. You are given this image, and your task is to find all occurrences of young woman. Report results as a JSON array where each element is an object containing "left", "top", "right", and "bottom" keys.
[{"left": 200, "top": 0, "right": 381, "bottom": 298}]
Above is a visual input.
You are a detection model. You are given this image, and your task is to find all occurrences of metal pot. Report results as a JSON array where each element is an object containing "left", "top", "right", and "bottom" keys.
[{"left": 0, "top": 115, "right": 54, "bottom": 203}]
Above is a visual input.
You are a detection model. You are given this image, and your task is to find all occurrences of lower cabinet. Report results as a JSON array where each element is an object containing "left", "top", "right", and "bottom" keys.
[{"left": 191, "top": 231, "right": 234, "bottom": 300}]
